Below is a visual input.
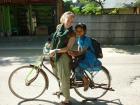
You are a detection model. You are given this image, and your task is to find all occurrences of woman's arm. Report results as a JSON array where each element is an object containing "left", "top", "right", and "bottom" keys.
[
  {"left": 49, "top": 36, "right": 76, "bottom": 57},
  {"left": 57, "top": 36, "right": 76, "bottom": 53},
  {"left": 68, "top": 47, "right": 87, "bottom": 57}
]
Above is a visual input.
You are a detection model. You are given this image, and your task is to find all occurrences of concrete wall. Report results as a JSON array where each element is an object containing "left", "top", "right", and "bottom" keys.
[{"left": 74, "top": 15, "right": 140, "bottom": 45}]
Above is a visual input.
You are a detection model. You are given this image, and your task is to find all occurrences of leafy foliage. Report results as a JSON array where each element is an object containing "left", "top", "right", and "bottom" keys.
[
  {"left": 123, "top": 0, "right": 140, "bottom": 7},
  {"left": 71, "top": 6, "right": 81, "bottom": 14},
  {"left": 63, "top": 0, "right": 140, "bottom": 15},
  {"left": 63, "top": 0, "right": 105, "bottom": 15},
  {"left": 109, "top": 8, "right": 119, "bottom": 14},
  {"left": 81, "top": 3, "right": 101, "bottom": 14},
  {"left": 63, "top": 0, "right": 73, "bottom": 11}
]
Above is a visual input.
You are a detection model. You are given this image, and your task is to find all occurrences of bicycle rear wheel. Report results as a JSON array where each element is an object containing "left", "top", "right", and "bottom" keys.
[
  {"left": 74, "top": 66, "right": 111, "bottom": 100},
  {"left": 8, "top": 65, "right": 48, "bottom": 100}
]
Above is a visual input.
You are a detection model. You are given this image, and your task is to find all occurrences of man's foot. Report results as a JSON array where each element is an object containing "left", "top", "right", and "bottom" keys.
[
  {"left": 83, "top": 76, "right": 90, "bottom": 91},
  {"left": 59, "top": 101, "right": 72, "bottom": 105},
  {"left": 53, "top": 91, "right": 63, "bottom": 98},
  {"left": 52, "top": 91, "right": 63, "bottom": 95}
]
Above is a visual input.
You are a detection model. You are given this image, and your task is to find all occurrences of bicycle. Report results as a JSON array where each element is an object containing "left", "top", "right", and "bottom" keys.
[{"left": 8, "top": 54, "right": 114, "bottom": 100}]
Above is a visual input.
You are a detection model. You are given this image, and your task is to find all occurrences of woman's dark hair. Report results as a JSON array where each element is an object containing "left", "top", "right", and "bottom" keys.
[{"left": 75, "top": 23, "right": 87, "bottom": 32}]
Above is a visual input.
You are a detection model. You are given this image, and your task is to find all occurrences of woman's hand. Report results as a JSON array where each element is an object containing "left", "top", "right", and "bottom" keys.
[
  {"left": 68, "top": 50, "right": 78, "bottom": 57},
  {"left": 49, "top": 50, "right": 56, "bottom": 57}
]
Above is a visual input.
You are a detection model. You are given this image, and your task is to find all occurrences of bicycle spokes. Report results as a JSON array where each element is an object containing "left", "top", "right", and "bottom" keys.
[
  {"left": 9, "top": 65, "right": 47, "bottom": 99},
  {"left": 74, "top": 66, "right": 111, "bottom": 99}
]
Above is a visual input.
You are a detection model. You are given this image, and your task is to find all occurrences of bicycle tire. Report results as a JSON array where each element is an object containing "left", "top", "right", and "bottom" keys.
[
  {"left": 74, "top": 66, "right": 111, "bottom": 100},
  {"left": 8, "top": 65, "right": 48, "bottom": 100}
]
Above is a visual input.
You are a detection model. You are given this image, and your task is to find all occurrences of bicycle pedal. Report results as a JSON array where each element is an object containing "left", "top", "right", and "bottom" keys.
[
  {"left": 53, "top": 92, "right": 63, "bottom": 99},
  {"left": 110, "top": 87, "right": 115, "bottom": 91},
  {"left": 57, "top": 94, "right": 60, "bottom": 99}
]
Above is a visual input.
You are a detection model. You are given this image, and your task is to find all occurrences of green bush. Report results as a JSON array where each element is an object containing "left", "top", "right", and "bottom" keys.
[{"left": 81, "top": 3, "right": 101, "bottom": 14}]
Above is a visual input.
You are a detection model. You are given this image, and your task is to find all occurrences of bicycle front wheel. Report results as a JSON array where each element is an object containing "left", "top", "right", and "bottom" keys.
[
  {"left": 8, "top": 65, "right": 48, "bottom": 100},
  {"left": 74, "top": 66, "right": 111, "bottom": 100}
]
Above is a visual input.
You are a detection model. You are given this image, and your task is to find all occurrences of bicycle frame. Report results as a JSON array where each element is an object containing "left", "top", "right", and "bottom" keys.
[
  {"left": 8, "top": 52, "right": 114, "bottom": 100},
  {"left": 24, "top": 55, "right": 54, "bottom": 89},
  {"left": 27, "top": 55, "right": 114, "bottom": 91},
  {"left": 40, "top": 56, "right": 60, "bottom": 80},
  {"left": 84, "top": 67, "right": 114, "bottom": 91}
]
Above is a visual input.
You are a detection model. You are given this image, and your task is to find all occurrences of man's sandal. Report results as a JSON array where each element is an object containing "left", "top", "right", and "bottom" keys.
[
  {"left": 53, "top": 91, "right": 63, "bottom": 95},
  {"left": 52, "top": 91, "right": 63, "bottom": 98}
]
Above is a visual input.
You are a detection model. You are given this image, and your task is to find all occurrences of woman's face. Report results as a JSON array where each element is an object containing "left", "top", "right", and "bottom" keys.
[
  {"left": 75, "top": 27, "right": 85, "bottom": 37},
  {"left": 64, "top": 15, "right": 74, "bottom": 29}
]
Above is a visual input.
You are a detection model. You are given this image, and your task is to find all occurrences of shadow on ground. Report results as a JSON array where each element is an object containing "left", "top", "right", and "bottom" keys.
[
  {"left": 1, "top": 45, "right": 140, "bottom": 66},
  {"left": 103, "top": 45, "right": 140, "bottom": 55},
  {"left": 17, "top": 98, "right": 123, "bottom": 105},
  {"left": 0, "top": 55, "right": 50, "bottom": 66},
  {"left": 0, "top": 49, "right": 42, "bottom": 57},
  {"left": 0, "top": 48, "right": 50, "bottom": 66}
]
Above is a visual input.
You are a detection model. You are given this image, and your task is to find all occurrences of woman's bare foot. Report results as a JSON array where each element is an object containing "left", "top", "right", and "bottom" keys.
[{"left": 82, "top": 76, "right": 90, "bottom": 91}]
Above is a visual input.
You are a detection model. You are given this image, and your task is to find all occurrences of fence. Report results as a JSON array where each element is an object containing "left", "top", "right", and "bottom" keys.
[{"left": 74, "top": 15, "right": 140, "bottom": 45}]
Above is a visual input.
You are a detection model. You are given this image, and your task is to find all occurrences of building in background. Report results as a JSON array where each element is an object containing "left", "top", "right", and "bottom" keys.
[{"left": 0, "top": 0, "right": 64, "bottom": 36}]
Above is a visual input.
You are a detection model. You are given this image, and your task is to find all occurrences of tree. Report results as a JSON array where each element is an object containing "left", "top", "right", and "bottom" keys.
[
  {"left": 63, "top": 0, "right": 73, "bottom": 11},
  {"left": 123, "top": 0, "right": 140, "bottom": 7},
  {"left": 71, "top": 0, "right": 106, "bottom": 15},
  {"left": 88, "top": 0, "right": 106, "bottom": 13},
  {"left": 134, "top": 0, "right": 140, "bottom": 6},
  {"left": 81, "top": 3, "right": 101, "bottom": 14}
]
